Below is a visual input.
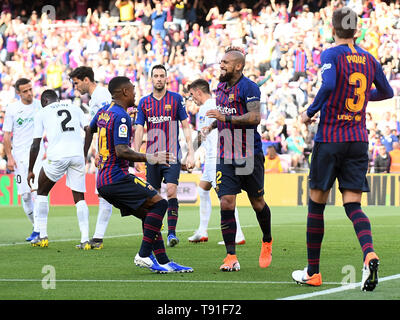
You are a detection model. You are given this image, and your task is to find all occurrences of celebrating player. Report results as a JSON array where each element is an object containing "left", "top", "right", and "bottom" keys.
[
  {"left": 28, "top": 90, "right": 90, "bottom": 249},
  {"left": 134, "top": 64, "right": 195, "bottom": 247},
  {"left": 85, "top": 76, "right": 193, "bottom": 273},
  {"left": 3, "top": 78, "right": 44, "bottom": 241},
  {"left": 291, "top": 7, "right": 394, "bottom": 291},
  {"left": 187, "top": 78, "right": 245, "bottom": 245},
  {"left": 204, "top": 47, "right": 273, "bottom": 272},
  {"left": 69, "top": 66, "right": 113, "bottom": 250}
]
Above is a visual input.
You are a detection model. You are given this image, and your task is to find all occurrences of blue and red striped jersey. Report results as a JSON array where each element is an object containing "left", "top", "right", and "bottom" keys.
[
  {"left": 215, "top": 75, "right": 262, "bottom": 159},
  {"left": 90, "top": 102, "right": 131, "bottom": 188},
  {"left": 307, "top": 43, "right": 393, "bottom": 143},
  {"left": 294, "top": 50, "right": 308, "bottom": 72},
  {"left": 135, "top": 90, "right": 188, "bottom": 157}
]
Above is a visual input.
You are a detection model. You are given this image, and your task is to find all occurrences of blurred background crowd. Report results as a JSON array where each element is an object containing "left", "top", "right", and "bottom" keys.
[{"left": 0, "top": 0, "right": 399, "bottom": 175}]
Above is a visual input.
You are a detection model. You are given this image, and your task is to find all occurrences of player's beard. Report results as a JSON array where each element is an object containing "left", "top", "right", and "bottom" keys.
[
  {"left": 219, "top": 70, "right": 233, "bottom": 83},
  {"left": 153, "top": 81, "right": 166, "bottom": 92}
]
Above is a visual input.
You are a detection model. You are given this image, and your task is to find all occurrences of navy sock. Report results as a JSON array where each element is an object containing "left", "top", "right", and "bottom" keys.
[
  {"left": 221, "top": 210, "right": 236, "bottom": 255},
  {"left": 152, "top": 232, "right": 169, "bottom": 264},
  {"left": 167, "top": 198, "right": 179, "bottom": 236},
  {"left": 139, "top": 199, "right": 168, "bottom": 258},
  {"left": 344, "top": 202, "right": 374, "bottom": 261},
  {"left": 256, "top": 204, "right": 272, "bottom": 243},
  {"left": 307, "top": 198, "right": 325, "bottom": 276}
]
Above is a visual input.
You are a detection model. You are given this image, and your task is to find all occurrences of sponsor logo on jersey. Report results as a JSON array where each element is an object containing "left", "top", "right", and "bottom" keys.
[
  {"left": 15, "top": 117, "right": 34, "bottom": 126},
  {"left": 217, "top": 105, "right": 237, "bottom": 115},
  {"left": 148, "top": 115, "right": 172, "bottom": 124}
]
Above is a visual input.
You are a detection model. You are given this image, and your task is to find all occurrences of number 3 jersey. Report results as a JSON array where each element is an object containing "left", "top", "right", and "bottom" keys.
[
  {"left": 307, "top": 43, "right": 393, "bottom": 143},
  {"left": 33, "top": 101, "right": 88, "bottom": 161},
  {"left": 89, "top": 103, "right": 131, "bottom": 188}
]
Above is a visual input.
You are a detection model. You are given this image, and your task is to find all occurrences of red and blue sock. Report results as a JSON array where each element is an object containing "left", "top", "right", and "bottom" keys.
[
  {"left": 307, "top": 198, "right": 325, "bottom": 276},
  {"left": 139, "top": 199, "right": 168, "bottom": 258},
  {"left": 344, "top": 202, "right": 374, "bottom": 261}
]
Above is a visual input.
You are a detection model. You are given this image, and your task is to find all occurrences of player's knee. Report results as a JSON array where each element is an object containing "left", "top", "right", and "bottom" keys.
[
  {"left": 21, "top": 192, "right": 32, "bottom": 203},
  {"left": 154, "top": 198, "right": 168, "bottom": 213},
  {"left": 220, "top": 196, "right": 235, "bottom": 211}
]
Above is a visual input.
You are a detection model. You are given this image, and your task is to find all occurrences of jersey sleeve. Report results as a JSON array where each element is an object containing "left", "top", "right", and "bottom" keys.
[
  {"left": 89, "top": 108, "right": 101, "bottom": 132},
  {"left": 176, "top": 95, "right": 188, "bottom": 121},
  {"left": 369, "top": 60, "right": 394, "bottom": 101},
  {"left": 113, "top": 114, "right": 131, "bottom": 146},
  {"left": 2, "top": 106, "right": 14, "bottom": 132},
  {"left": 243, "top": 81, "right": 261, "bottom": 104},
  {"left": 135, "top": 99, "right": 146, "bottom": 126},
  {"left": 307, "top": 49, "right": 337, "bottom": 118},
  {"left": 33, "top": 111, "right": 44, "bottom": 139}
]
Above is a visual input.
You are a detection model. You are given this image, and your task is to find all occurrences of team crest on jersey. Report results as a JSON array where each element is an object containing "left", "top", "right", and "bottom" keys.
[
  {"left": 229, "top": 94, "right": 235, "bottom": 102},
  {"left": 119, "top": 124, "right": 128, "bottom": 138},
  {"left": 164, "top": 104, "right": 172, "bottom": 111},
  {"left": 99, "top": 113, "right": 110, "bottom": 122}
]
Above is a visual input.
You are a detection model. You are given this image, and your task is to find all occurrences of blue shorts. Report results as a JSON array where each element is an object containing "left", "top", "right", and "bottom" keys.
[
  {"left": 309, "top": 142, "right": 370, "bottom": 192},
  {"left": 98, "top": 174, "right": 157, "bottom": 217},
  {"left": 215, "top": 152, "right": 265, "bottom": 198},
  {"left": 146, "top": 162, "right": 181, "bottom": 190}
]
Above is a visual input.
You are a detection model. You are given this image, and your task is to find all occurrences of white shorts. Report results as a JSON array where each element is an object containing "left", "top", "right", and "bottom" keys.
[
  {"left": 201, "top": 160, "right": 217, "bottom": 189},
  {"left": 14, "top": 158, "right": 42, "bottom": 195},
  {"left": 43, "top": 156, "right": 86, "bottom": 193}
]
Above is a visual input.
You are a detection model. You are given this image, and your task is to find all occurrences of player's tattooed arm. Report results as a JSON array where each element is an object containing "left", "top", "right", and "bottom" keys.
[{"left": 228, "top": 100, "right": 261, "bottom": 126}]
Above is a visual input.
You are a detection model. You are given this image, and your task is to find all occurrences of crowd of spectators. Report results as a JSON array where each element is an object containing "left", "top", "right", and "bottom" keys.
[{"left": 0, "top": 0, "right": 400, "bottom": 174}]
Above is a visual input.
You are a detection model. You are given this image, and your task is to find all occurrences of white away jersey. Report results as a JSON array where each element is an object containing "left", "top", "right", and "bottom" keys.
[
  {"left": 2, "top": 99, "right": 41, "bottom": 160},
  {"left": 197, "top": 98, "right": 218, "bottom": 160},
  {"left": 89, "top": 85, "right": 112, "bottom": 120},
  {"left": 33, "top": 101, "right": 88, "bottom": 160}
]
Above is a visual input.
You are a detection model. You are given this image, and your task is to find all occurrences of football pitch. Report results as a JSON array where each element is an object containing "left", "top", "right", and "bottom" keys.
[{"left": 1, "top": 205, "right": 399, "bottom": 302}]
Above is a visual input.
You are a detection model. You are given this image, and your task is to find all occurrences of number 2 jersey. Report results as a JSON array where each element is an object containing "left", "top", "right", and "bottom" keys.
[
  {"left": 33, "top": 101, "right": 88, "bottom": 161},
  {"left": 89, "top": 103, "right": 131, "bottom": 188},
  {"left": 307, "top": 43, "right": 393, "bottom": 143}
]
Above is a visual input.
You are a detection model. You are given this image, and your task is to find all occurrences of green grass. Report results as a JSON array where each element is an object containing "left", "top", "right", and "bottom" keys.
[{"left": 0, "top": 205, "right": 399, "bottom": 300}]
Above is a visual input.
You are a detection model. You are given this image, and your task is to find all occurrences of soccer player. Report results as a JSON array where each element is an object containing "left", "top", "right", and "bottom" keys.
[
  {"left": 3, "top": 78, "right": 44, "bottom": 241},
  {"left": 28, "top": 90, "right": 91, "bottom": 249},
  {"left": 187, "top": 78, "right": 245, "bottom": 245},
  {"left": 69, "top": 66, "right": 113, "bottom": 249},
  {"left": 291, "top": 7, "right": 394, "bottom": 291},
  {"left": 134, "top": 64, "right": 195, "bottom": 247},
  {"left": 85, "top": 76, "right": 192, "bottom": 273},
  {"left": 204, "top": 47, "right": 273, "bottom": 272}
]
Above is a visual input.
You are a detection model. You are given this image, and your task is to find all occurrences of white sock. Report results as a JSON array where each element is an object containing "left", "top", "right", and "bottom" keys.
[
  {"left": 22, "top": 192, "right": 34, "bottom": 225},
  {"left": 93, "top": 197, "right": 113, "bottom": 239},
  {"left": 234, "top": 207, "right": 245, "bottom": 242},
  {"left": 76, "top": 200, "right": 89, "bottom": 243},
  {"left": 198, "top": 187, "right": 211, "bottom": 235},
  {"left": 36, "top": 195, "right": 49, "bottom": 239},
  {"left": 31, "top": 191, "right": 40, "bottom": 233}
]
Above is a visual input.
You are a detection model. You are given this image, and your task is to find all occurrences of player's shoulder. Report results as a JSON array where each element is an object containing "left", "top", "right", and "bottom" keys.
[
  {"left": 238, "top": 76, "right": 261, "bottom": 99},
  {"left": 138, "top": 94, "right": 151, "bottom": 105},
  {"left": 92, "top": 85, "right": 112, "bottom": 100},
  {"left": 167, "top": 90, "right": 183, "bottom": 100},
  {"left": 4, "top": 100, "right": 20, "bottom": 114}
]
